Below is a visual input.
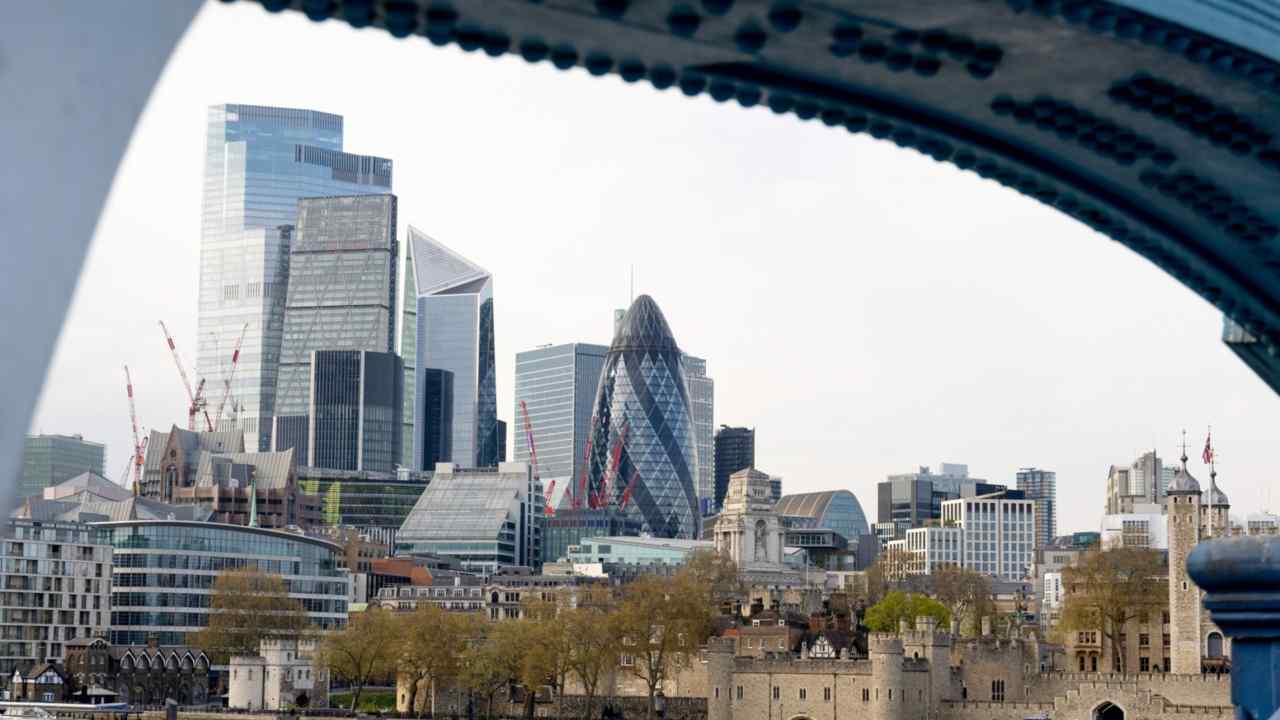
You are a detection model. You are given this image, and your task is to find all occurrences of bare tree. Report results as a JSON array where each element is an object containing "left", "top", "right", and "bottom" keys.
[
  {"left": 1061, "top": 548, "right": 1166, "bottom": 673},
  {"left": 318, "top": 608, "right": 399, "bottom": 711},
  {"left": 192, "top": 567, "right": 307, "bottom": 663}
]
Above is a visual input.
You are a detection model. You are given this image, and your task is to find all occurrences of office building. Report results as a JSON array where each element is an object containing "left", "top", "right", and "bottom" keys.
[
  {"left": 1099, "top": 504, "right": 1168, "bottom": 550},
  {"left": 409, "top": 228, "right": 498, "bottom": 468},
  {"left": 1016, "top": 467, "right": 1057, "bottom": 548},
  {"left": 296, "top": 467, "right": 430, "bottom": 530},
  {"left": 396, "top": 462, "right": 543, "bottom": 573},
  {"left": 585, "top": 295, "right": 699, "bottom": 539},
  {"left": 20, "top": 434, "right": 105, "bottom": 499},
  {"left": 399, "top": 235, "right": 418, "bottom": 469},
  {"left": 941, "top": 491, "right": 1037, "bottom": 581},
  {"left": 0, "top": 520, "right": 112, "bottom": 676},
  {"left": 13, "top": 472, "right": 211, "bottom": 524},
  {"left": 682, "top": 355, "right": 715, "bottom": 512},
  {"left": 566, "top": 536, "right": 713, "bottom": 567},
  {"left": 542, "top": 507, "right": 642, "bottom": 565},
  {"left": 197, "top": 104, "right": 392, "bottom": 450},
  {"left": 773, "top": 490, "right": 871, "bottom": 541},
  {"left": 272, "top": 194, "right": 399, "bottom": 470},
  {"left": 876, "top": 464, "right": 1013, "bottom": 530},
  {"left": 513, "top": 343, "right": 609, "bottom": 509},
  {"left": 100, "top": 520, "right": 349, "bottom": 646},
  {"left": 417, "top": 368, "right": 454, "bottom": 469},
  {"left": 713, "top": 426, "right": 754, "bottom": 512},
  {"left": 306, "top": 350, "right": 403, "bottom": 473},
  {"left": 1104, "top": 450, "right": 1175, "bottom": 514},
  {"left": 497, "top": 420, "right": 507, "bottom": 463}
]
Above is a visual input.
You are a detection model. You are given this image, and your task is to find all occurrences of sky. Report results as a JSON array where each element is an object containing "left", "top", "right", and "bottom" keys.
[{"left": 30, "top": 1, "right": 1280, "bottom": 535}]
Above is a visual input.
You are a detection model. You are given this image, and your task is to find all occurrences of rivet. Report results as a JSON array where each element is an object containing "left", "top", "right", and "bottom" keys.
[
  {"left": 767, "top": 94, "right": 794, "bottom": 114},
  {"left": 679, "top": 74, "right": 707, "bottom": 97},
  {"left": 794, "top": 102, "right": 819, "bottom": 120},
  {"left": 550, "top": 46, "right": 579, "bottom": 70},
  {"left": 735, "top": 24, "right": 768, "bottom": 53},
  {"left": 595, "top": 0, "right": 628, "bottom": 20},
  {"left": 702, "top": 0, "right": 733, "bottom": 15},
  {"left": 912, "top": 57, "right": 941, "bottom": 76},
  {"left": 649, "top": 65, "right": 677, "bottom": 90},
  {"left": 668, "top": 7, "right": 702, "bottom": 37},
  {"left": 709, "top": 81, "right": 737, "bottom": 102},
  {"left": 585, "top": 53, "right": 613, "bottom": 76},
  {"left": 768, "top": 4, "right": 803, "bottom": 32},
  {"left": 619, "top": 60, "right": 647, "bottom": 83},
  {"left": 736, "top": 86, "right": 762, "bottom": 107},
  {"left": 886, "top": 52, "right": 912, "bottom": 72}
]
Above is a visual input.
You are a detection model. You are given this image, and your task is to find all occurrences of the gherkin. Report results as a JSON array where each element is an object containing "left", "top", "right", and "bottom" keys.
[{"left": 585, "top": 295, "right": 699, "bottom": 538}]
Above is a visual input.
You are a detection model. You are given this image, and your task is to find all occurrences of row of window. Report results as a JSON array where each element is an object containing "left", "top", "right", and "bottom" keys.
[{"left": 721, "top": 685, "right": 907, "bottom": 703}]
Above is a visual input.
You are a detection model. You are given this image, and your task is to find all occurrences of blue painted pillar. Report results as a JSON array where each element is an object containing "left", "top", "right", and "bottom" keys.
[{"left": 1187, "top": 536, "right": 1280, "bottom": 720}]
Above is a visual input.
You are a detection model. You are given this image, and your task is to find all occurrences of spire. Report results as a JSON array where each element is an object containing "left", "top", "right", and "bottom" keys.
[{"left": 1179, "top": 428, "right": 1189, "bottom": 471}]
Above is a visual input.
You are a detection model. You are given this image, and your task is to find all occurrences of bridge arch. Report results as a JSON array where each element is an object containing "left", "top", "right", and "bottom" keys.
[{"left": 1094, "top": 700, "right": 1126, "bottom": 720}]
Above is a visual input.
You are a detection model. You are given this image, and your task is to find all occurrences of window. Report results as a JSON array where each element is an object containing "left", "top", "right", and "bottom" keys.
[
  {"left": 862, "top": 689, "right": 870, "bottom": 703},
  {"left": 798, "top": 688, "right": 806, "bottom": 701},
  {"left": 1140, "top": 657, "right": 1150, "bottom": 672},
  {"left": 1139, "top": 634, "right": 1150, "bottom": 647},
  {"left": 772, "top": 687, "right": 779, "bottom": 700},
  {"left": 620, "top": 654, "right": 634, "bottom": 667},
  {"left": 736, "top": 686, "right": 743, "bottom": 701},
  {"left": 824, "top": 688, "right": 832, "bottom": 703},
  {"left": 991, "top": 680, "right": 1005, "bottom": 702},
  {"left": 888, "top": 689, "right": 893, "bottom": 700},
  {"left": 714, "top": 688, "right": 719, "bottom": 699}
]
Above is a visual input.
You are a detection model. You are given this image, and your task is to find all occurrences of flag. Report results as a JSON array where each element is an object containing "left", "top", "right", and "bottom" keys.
[{"left": 1202, "top": 432, "right": 1213, "bottom": 464}]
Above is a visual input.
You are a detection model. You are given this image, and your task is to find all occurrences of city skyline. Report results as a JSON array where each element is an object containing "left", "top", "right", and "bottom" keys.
[{"left": 26, "top": 2, "right": 1280, "bottom": 537}]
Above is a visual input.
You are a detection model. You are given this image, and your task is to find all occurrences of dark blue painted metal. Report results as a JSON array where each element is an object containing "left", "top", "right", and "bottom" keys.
[
  {"left": 1188, "top": 537, "right": 1280, "bottom": 720},
  {"left": 236, "top": 0, "right": 1280, "bottom": 393}
]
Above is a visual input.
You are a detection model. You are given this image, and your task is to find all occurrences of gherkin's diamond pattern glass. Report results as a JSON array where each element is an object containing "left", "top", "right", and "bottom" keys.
[{"left": 587, "top": 296, "right": 699, "bottom": 539}]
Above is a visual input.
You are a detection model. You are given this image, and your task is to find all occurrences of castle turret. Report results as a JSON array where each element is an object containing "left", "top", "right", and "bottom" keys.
[
  {"left": 902, "top": 615, "right": 953, "bottom": 708},
  {"left": 870, "top": 633, "right": 904, "bottom": 720},
  {"left": 1166, "top": 443, "right": 1203, "bottom": 675},
  {"left": 705, "top": 637, "right": 735, "bottom": 720}
]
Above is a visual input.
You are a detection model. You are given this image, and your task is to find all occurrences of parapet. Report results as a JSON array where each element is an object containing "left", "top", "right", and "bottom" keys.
[{"left": 870, "top": 633, "right": 904, "bottom": 656}]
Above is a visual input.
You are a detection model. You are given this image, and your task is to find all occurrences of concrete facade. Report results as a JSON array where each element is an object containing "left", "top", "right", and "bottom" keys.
[{"left": 229, "top": 637, "right": 328, "bottom": 711}]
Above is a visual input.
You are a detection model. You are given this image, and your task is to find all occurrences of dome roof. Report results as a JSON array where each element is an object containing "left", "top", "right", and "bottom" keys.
[
  {"left": 610, "top": 294, "right": 681, "bottom": 353},
  {"left": 1206, "top": 483, "right": 1229, "bottom": 506},
  {"left": 1166, "top": 465, "right": 1201, "bottom": 493}
]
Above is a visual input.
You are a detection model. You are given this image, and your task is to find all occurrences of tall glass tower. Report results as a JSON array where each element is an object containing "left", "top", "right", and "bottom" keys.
[
  {"left": 410, "top": 228, "right": 498, "bottom": 469},
  {"left": 198, "top": 104, "right": 392, "bottom": 451},
  {"left": 586, "top": 295, "right": 699, "bottom": 538},
  {"left": 272, "top": 194, "right": 398, "bottom": 468},
  {"left": 682, "top": 354, "right": 714, "bottom": 514},
  {"left": 513, "top": 343, "right": 608, "bottom": 509}
]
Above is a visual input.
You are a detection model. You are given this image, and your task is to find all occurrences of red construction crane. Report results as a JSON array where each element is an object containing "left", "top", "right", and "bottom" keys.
[
  {"left": 620, "top": 467, "right": 640, "bottom": 510},
  {"left": 211, "top": 322, "right": 249, "bottom": 430},
  {"left": 518, "top": 400, "right": 555, "bottom": 516},
  {"left": 574, "top": 414, "right": 597, "bottom": 510},
  {"left": 123, "top": 365, "right": 147, "bottom": 493},
  {"left": 595, "top": 419, "right": 629, "bottom": 509},
  {"left": 159, "top": 320, "right": 213, "bottom": 431}
]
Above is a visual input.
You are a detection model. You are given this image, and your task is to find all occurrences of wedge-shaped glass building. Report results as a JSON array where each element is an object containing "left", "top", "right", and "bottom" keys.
[
  {"left": 410, "top": 228, "right": 498, "bottom": 469},
  {"left": 585, "top": 295, "right": 699, "bottom": 539}
]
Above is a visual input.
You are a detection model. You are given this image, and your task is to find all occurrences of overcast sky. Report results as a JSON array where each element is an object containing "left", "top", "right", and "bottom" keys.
[{"left": 31, "top": 1, "right": 1280, "bottom": 534}]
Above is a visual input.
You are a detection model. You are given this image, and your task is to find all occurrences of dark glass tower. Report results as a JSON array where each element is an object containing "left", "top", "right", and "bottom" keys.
[
  {"left": 585, "top": 295, "right": 699, "bottom": 539},
  {"left": 419, "top": 368, "right": 454, "bottom": 469},
  {"left": 310, "top": 350, "right": 403, "bottom": 473},
  {"left": 713, "top": 425, "right": 755, "bottom": 512}
]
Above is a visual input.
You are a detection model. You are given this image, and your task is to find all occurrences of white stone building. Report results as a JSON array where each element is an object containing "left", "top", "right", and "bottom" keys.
[{"left": 229, "top": 637, "right": 328, "bottom": 711}]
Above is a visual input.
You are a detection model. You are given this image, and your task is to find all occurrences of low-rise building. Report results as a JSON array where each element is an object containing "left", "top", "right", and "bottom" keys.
[
  {"left": 63, "top": 637, "right": 212, "bottom": 707},
  {"left": 229, "top": 637, "right": 327, "bottom": 711}
]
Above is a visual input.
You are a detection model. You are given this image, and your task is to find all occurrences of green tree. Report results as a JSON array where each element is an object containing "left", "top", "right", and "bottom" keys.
[
  {"left": 1061, "top": 548, "right": 1166, "bottom": 673},
  {"left": 459, "top": 625, "right": 514, "bottom": 720},
  {"left": 399, "top": 606, "right": 475, "bottom": 716},
  {"left": 318, "top": 608, "right": 399, "bottom": 711},
  {"left": 931, "top": 565, "right": 993, "bottom": 636},
  {"left": 192, "top": 567, "right": 307, "bottom": 663},
  {"left": 564, "top": 603, "right": 619, "bottom": 720},
  {"left": 614, "top": 572, "right": 710, "bottom": 720},
  {"left": 863, "top": 591, "right": 950, "bottom": 632}
]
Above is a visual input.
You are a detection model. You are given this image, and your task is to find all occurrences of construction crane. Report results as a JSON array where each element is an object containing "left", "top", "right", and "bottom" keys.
[
  {"left": 595, "top": 419, "right": 630, "bottom": 509},
  {"left": 211, "top": 322, "right": 249, "bottom": 430},
  {"left": 519, "top": 400, "right": 554, "bottom": 517},
  {"left": 574, "top": 414, "right": 597, "bottom": 510},
  {"left": 159, "top": 320, "right": 213, "bottom": 431},
  {"left": 619, "top": 467, "right": 640, "bottom": 510},
  {"left": 123, "top": 365, "right": 148, "bottom": 494}
]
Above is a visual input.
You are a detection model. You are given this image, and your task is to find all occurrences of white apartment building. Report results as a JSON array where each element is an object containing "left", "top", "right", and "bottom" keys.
[
  {"left": 1043, "top": 571, "right": 1064, "bottom": 609},
  {"left": 899, "top": 526, "right": 962, "bottom": 575},
  {"left": 1100, "top": 503, "right": 1169, "bottom": 550},
  {"left": 941, "top": 492, "right": 1036, "bottom": 581}
]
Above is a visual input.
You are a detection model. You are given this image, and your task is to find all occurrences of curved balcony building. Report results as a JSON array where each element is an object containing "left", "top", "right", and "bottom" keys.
[{"left": 584, "top": 295, "right": 699, "bottom": 539}]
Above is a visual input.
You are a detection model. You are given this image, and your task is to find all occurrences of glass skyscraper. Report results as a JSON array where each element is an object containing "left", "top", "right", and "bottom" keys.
[
  {"left": 271, "top": 194, "right": 398, "bottom": 468},
  {"left": 713, "top": 426, "right": 755, "bottom": 512},
  {"left": 20, "top": 434, "right": 106, "bottom": 498},
  {"left": 513, "top": 343, "right": 608, "bottom": 509},
  {"left": 306, "top": 350, "right": 403, "bottom": 473},
  {"left": 198, "top": 104, "right": 392, "bottom": 451},
  {"left": 399, "top": 236, "right": 418, "bottom": 469},
  {"left": 586, "top": 295, "right": 699, "bottom": 539},
  {"left": 410, "top": 228, "right": 498, "bottom": 469},
  {"left": 419, "top": 368, "right": 454, "bottom": 469},
  {"left": 682, "top": 354, "right": 714, "bottom": 513},
  {"left": 1016, "top": 467, "right": 1057, "bottom": 548}
]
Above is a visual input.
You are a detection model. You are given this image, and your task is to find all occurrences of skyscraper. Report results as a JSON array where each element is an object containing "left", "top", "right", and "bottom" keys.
[
  {"left": 20, "top": 434, "right": 106, "bottom": 498},
  {"left": 399, "top": 236, "right": 418, "bottom": 469},
  {"left": 418, "top": 368, "right": 454, "bottom": 469},
  {"left": 198, "top": 104, "right": 392, "bottom": 451},
  {"left": 308, "top": 350, "right": 403, "bottom": 473},
  {"left": 586, "top": 295, "right": 699, "bottom": 539},
  {"left": 271, "top": 194, "right": 399, "bottom": 469},
  {"left": 513, "top": 343, "right": 609, "bottom": 509},
  {"left": 410, "top": 228, "right": 498, "bottom": 469},
  {"left": 713, "top": 426, "right": 755, "bottom": 512},
  {"left": 1016, "top": 467, "right": 1057, "bottom": 548},
  {"left": 682, "top": 355, "right": 715, "bottom": 513}
]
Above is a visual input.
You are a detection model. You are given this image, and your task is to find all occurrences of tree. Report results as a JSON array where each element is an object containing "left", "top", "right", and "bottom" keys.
[
  {"left": 613, "top": 573, "right": 709, "bottom": 720},
  {"left": 459, "top": 625, "right": 514, "bottom": 720},
  {"left": 319, "top": 607, "right": 399, "bottom": 711},
  {"left": 399, "top": 606, "right": 474, "bottom": 716},
  {"left": 863, "top": 591, "right": 950, "bottom": 632},
  {"left": 681, "top": 549, "right": 742, "bottom": 615},
  {"left": 1061, "top": 547, "right": 1166, "bottom": 673},
  {"left": 192, "top": 567, "right": 307, "bottom": 663},
  {"left": 931, "top": 565, "right": 993, "bottom": 636},
  {"left": 564, "top": 604, "right": 619, "bottom": 720}
]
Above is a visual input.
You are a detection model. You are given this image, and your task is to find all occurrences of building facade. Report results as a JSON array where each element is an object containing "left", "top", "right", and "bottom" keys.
[
  {"left": 20, "top": 435, "right": 106, "bottom": 499},
  {"left": 296, "top": 467, "right": 430, "bottom": 530},
  {"left": 1015, "top": 467, "right": 1056, "bottom": 548},
  {"left": 197, "top": 104, "right": 392, "bottom": 450},
  {"left": 683, "top": 355, "right": 715, "bottom": 514},
  {"left": 1105, "top": 450, "right": 1175, "bottom": 515},
  {"left": 272, "top": 194, "right": 400, "bottom": 469},
  {"left": 774, "top": 491, "right": 871, "bottom": 542},
  {"left": 99, "top": 520, "right": 349, "bottom": 646},
  {"left": 417, "top": 368, "right": 455, "bottom": 469},
  {"left": 542, "top": 508, "right": 642, "bottom": 565},
  {"left": 410, "top": 228, "right": 498, "bottom": 469},
  {"left": 940, "top": 492, "right": 1036, "bottom": 581},
  {"left": 713, "top": 427, "right": 754, "bottom": 513},
  {"left": 399, "top": 234, "right": 418, "bottom": 470},
  {"left": 713, "top": 469, "right": 786, "bottom": 574},
  {"left": 585, "top": 295, "right": 700, "bottom": 539},
  {"left": 877, "top": 465, "right": 1010, "bottom": 533},
  {"left": 0, "top": 520, "right": 112, "bottom": 677},
  {"left": 396, "top": 463, "right": 543, "bottom": 573},
  {"left": 229, "top": 637, "right": 328, "bottom": 711},
  {"left": 513, "top": 343, "right": 609, "bottom": 510}
]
